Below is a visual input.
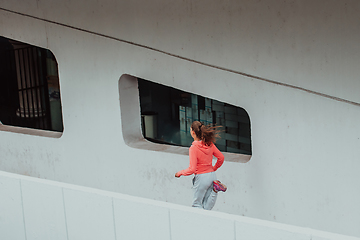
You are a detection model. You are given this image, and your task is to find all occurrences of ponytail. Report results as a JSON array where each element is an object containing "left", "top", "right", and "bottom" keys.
[{"left": 191, "top": 121, "right": 222, "bottom": 146}]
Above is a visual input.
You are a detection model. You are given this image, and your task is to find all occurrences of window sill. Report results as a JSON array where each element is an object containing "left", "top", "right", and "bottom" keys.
[{"left": 0, "top": 124, "right": 63, "bottom": 138}]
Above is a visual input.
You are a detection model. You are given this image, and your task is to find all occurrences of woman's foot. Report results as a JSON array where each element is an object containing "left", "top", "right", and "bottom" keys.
[{"left": 213, "top": 180, "right": 227, "bottom": 192}]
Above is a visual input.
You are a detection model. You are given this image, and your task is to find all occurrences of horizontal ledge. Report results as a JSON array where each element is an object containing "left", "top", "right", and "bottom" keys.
[
  {"left": 0, "top": 124, "right": 62, "bottom": 138},
  {"left": 0, "top": 170, "right": 357, "bottom": 240}
]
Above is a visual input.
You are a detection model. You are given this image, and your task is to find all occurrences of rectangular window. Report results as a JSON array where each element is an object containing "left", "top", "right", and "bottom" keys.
[
  {"left": 0, "top": 36, "right": 63, "bottom": 135},
  {"left": 138, "top": 78, "right": 251, "bottom": 155}
]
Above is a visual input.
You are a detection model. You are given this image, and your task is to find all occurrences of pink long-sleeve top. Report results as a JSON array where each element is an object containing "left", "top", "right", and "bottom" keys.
[{"left": 176, "top": 140, "right": 224, "bottom": 176}]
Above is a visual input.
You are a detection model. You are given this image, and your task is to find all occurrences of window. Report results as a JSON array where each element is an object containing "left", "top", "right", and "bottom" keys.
[
  {"left": 0, "top": 36, "right": 63, "bottom": 136},
  {"left": 119, "top": 74, "right": 252, "bottom": 161},
  {"left": 138, "top": 79, "right": 252, "bottom": 155}
]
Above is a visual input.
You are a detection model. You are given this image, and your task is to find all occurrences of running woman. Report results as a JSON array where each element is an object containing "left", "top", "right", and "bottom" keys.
[{"left": 175, "top": 121, "right": 227, "bottom": 210}]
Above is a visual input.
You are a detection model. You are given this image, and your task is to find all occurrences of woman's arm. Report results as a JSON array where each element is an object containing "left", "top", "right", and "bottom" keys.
[
  {"left": 175, "top": 146, "right": 197, "bottom": 177},
  {"left": 212, "top": 144, "right": 224, "bottom": 171}
]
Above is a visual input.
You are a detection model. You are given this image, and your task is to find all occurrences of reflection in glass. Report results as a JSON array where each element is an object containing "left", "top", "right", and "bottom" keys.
[{"left": 138, "top": 79, "right": 251, "bottom": 155}]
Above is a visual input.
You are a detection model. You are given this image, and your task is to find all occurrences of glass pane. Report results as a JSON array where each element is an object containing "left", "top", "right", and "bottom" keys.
[
  {"left": 0, "top": 36, "right": 63, "bottom": 132},
  {"left": 138, "top": 78, "right": 251, "bottom": 155}
]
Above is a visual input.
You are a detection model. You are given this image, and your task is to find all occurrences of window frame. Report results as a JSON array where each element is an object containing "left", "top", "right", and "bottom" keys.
[
  {"left": 119, "top": 74, "right": 251, "bottom": 163},
  {"left": 0, "top": 36, "right": 63, "bottom": 138}
]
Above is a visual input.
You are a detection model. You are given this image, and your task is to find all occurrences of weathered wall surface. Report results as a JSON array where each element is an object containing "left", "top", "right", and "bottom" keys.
[
  {"left": 0, "top": 0, "right": 359, "bottom": 237},
  {"left": 2, "top": 0, "right": 359, "bottom": 103}
]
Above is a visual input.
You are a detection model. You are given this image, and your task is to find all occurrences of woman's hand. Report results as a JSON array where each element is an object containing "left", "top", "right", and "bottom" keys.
[{"left": 175, "top": 172, "right": 181, "bottom": 178}]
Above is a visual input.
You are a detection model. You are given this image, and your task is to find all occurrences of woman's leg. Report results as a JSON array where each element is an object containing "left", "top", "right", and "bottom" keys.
[
  {"left": 203, "top": 190, "right": 217, "bottom": 210},
  {"left": 203, "top": 172, "right": 218, "bottom": 210},
  {"left": 192, "top": 172, "right": 217, "bottom": 209},
  {"left": 192, "top": 173, "right": 214, "bottom": 208}
]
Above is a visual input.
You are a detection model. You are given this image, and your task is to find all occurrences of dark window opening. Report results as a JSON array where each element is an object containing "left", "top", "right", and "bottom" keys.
[
  {"left": 0, "top": 36, "right": 63, "bottom": 132},
  {"left": 138, "top": 78, "right": 251, "bottom": 155}
]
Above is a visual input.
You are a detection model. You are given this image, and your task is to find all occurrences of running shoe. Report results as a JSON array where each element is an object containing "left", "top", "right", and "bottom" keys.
[{"left": 213, "top": 180, "right": 227, "bottom": 192}]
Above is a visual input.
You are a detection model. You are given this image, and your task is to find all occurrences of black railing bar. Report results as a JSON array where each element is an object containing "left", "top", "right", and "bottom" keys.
[
  {"left": 28, "top": 48, "right": 38, "bottom": 118},
  {"left": 24, "top": 48, "right": 35, "bottom": 119},
  {"left": 16, "top": 49, "right": 26, "bottom": 118},
  {"left": 31, "top": 47, "right": 42, "bottom": 119}
]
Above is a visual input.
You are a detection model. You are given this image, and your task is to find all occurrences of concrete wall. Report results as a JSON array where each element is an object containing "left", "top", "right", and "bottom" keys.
[
  {"left": 0, "top": 0, "right": 359, "bottom": 238},
  {"left": 1, "top": 170, "right": 359, "bottom": 240}
]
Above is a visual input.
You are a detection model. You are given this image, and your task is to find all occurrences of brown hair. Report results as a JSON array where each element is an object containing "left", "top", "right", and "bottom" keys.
[{"left": 191, "top": 121, "right": 222, "bottom": 146}]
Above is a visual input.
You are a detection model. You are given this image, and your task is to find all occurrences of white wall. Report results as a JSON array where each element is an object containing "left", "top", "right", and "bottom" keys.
[
  {"left": 1, "top": 170, "right": 359, "bottom": 240},
  {"left": 0, "top": 0, "right": 359, "bottom": 238}
]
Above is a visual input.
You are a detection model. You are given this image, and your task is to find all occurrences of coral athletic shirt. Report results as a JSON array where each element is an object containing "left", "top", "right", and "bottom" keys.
[{"left": 176, "top": 141, "right": 224, "bottom": 176}]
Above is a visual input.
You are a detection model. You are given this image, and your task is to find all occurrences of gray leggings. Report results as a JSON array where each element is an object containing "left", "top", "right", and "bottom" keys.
[{"left": 192, "top": 171, "right": 218, "bottom": 210}]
